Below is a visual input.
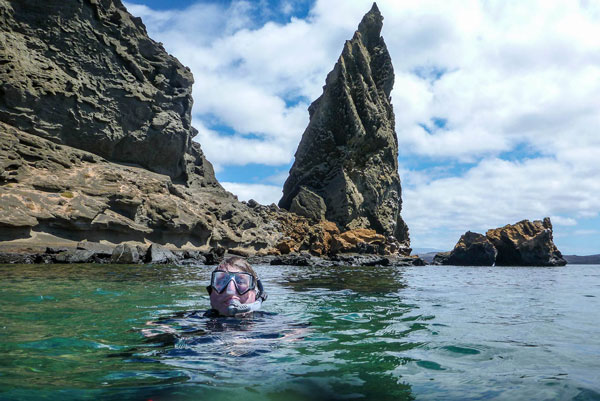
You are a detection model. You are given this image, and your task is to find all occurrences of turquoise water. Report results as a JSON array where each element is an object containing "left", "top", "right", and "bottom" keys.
[{"left": 1, "top": 263, "right": 599, "bottom": 400}]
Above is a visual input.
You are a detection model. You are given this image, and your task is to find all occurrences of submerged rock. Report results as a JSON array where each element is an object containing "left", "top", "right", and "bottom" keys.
[
  {"left": 486, "top": 218, "right": 566, "bottom": 266},
  {"left": 434, "top": 231, "right": 497, "bottom": 266},
  {"left": 279, "top": 3, "right": 409, "bottom": 252}
]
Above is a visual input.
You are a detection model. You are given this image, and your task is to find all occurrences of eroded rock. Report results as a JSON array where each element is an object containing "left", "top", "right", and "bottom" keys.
[
  {"left": 0, "top": 0, "right": 217, "bottom": 187},
  {"left": 279, "top": 3, "right": 409, "bottom": 252},
  {"left": 486, "top": 218, "right": 566, "bottom": 266}
]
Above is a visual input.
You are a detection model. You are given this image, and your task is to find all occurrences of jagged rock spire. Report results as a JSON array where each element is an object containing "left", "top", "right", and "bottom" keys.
[{"left": 279, "top": 2, "right": 410, "bottom": 249}]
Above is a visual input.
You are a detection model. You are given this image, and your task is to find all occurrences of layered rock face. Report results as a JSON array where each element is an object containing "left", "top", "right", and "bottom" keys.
[
  {"left": 435, "top": 218, "right": 567, "bottom": 266},
  {"left": 0, "top": 123, "right": 287, "bottom": 253},
  {"left": 486, "top": 218, "right": 566, "bottom": 266},
  {"left": 279, "top": 3, "right": 409, "bottom": 252},
  {"left": 0, "top": 0, "right": 216, "bottom": 187},
  {"left": 433, "top": 231, "right": 497, "bottom": 266}
]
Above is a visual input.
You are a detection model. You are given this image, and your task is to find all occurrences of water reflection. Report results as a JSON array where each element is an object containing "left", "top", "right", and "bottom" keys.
[{"left": 282, "top": 264, "right": 408, "bottom": 294}]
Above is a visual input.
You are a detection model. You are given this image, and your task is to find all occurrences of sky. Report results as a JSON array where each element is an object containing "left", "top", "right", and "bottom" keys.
[{"left": 123, "top": 0, "right": 600, "bottom": 255}]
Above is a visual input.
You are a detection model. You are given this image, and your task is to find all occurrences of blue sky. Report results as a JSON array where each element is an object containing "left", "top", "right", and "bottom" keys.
[{"left": 124, "top": 0, "right": 600, "bottom": 255}]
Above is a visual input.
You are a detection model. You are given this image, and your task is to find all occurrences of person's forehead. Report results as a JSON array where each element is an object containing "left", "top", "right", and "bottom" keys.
[{"left": 217, "top": 265, "right": 243, "bottom": 273}]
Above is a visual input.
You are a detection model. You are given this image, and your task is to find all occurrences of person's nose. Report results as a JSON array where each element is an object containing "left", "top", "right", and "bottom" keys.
[{"left": 225, "top": 279, "right": 236, "bottom": 295}]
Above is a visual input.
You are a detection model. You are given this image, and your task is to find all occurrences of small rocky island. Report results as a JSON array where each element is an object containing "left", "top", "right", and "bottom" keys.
[
  {"left": 0, "top": 1, "right": 421, "bottom": 267},
  {"left": 434, "top": 218, "right": 567, "bottom": 267}
]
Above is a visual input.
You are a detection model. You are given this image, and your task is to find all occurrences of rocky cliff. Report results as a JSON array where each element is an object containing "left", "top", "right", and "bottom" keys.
[
  {"left": 0, "top": 0, "right": 286, "bottom": 255},
  {"left": 279, "top": 3, "right": 410, "bottom": 253},
  {"left": 0, "top": 0, "right": 215, "bottom": 187}
]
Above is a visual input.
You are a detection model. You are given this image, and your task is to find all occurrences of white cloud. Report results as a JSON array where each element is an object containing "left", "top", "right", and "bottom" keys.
[
  {"left": 221, "top": 182, "right": 282, "bottom": 205},
  {"left": 402, "top": 156, "right": 600, "bottom": 250}
]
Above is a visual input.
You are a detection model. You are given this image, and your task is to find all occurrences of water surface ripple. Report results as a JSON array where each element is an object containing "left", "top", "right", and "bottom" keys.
[{"left": 0, "top": 263, "right": 599, "bottom": 400}]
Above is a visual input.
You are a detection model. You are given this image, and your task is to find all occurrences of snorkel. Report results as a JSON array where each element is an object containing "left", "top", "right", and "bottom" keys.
[{"left": 227, "top": 279, "right": 268, "bottom": 316}]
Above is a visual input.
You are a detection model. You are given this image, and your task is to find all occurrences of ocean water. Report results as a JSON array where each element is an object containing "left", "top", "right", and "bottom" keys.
[{"left": 0, "top": 263, "right": 599, "bottom": 401}]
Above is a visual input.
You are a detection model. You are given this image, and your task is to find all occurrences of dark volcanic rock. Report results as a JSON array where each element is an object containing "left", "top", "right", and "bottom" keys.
[
  {"left": 434, "top": 231, "right": 497, "bottom": 266},
  {"left": 54, "top": 249, "right": 96, "bottom": 263},
  {"left": 145, "top": 243, "right": 177, "bottom": 264},
  {"left": 77, "top": 241, "right": 114, "bottom": 257},
  {"left": 0, "top": 0, "right": 217, "bottom": 187},
  {"left": 288, "top": 186, "right": 327, "bottom": 222},
  {"left": 279, "top": 3, "right": 409, "bottom": 252},
  {"left": 111, "top": 243, "right": 140, "bottom": 264},
  {"left": 486, "top": 218, "right": 566, "bottom": 266}
]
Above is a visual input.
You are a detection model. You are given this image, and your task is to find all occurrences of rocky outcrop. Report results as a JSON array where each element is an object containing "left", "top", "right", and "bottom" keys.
[
  {"left": 279, "top": 3, "right": 409, "bottom": 253},
  {"left": 0, "top": 0, "right": 216, "bottom": 187},
  {"left": 435, "top": 218, "right": 567, "bottom": 266},
  {"left": 433, "top": 231, "right": 497, "bottom": 266},
  {"left": 486, "top": 218, "right": 566, "bottom": 266}
]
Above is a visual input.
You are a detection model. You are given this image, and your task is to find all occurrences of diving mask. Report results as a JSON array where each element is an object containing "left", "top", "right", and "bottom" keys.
[{"left": 209, "top": 270, "right": 256, "bottom": 295}]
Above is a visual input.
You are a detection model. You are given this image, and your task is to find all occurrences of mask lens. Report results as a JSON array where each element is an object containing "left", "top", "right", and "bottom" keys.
[
  {"left": 212, "top": 271, "right": 231, "bottom": 293},
  {"left": 234, "top": 273, "right": 254, "bottom": 294}
]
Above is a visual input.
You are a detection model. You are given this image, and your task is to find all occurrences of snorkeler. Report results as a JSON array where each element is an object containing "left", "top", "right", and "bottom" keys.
[
  {"left": 137, "top": 257, "right": 308, "bottom": 350},
  {"left": 205, "top": 256, "right": 268, "bottom": 317}
]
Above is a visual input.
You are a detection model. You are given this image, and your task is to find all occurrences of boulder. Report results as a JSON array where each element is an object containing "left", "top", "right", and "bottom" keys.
[
  {"left": 145, "top": 243, "right": 178, "bottom": 264},
  {"left": 278, "top": 3, "right": 410, "bottom": 252},
  {"left": 289, "top": 186, "right": 327, "bottom": 222},
  {"left": 111, "top": 243, "right": 140, "bottom": 264},
  {"left": 486, "top": 217, "right": 567, "bottom": 266},
  {"left": 53, "top": 249, "right": 96, "bottom": 264},
  {"left": 77, "top": 241, "right": 114, "bottom": 257},
  {"left": 434, "top": 231, "right": 497, "bottom": 266}
]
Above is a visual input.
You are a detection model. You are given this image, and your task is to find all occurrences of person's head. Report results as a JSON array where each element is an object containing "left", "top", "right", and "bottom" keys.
[{"left": 208, "top": 257, "right": 258, "bottom": 316}]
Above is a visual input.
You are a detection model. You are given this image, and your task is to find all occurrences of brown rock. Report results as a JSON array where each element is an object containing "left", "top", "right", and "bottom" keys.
[
  {"left": 331, "top": 228, "right": 385, "bottom": 254},
  {"left": 486, "top": 218, "right": 566, "bottom": 266}
]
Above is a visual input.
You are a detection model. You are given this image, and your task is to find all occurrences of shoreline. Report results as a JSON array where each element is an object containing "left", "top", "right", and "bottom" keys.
[{"left": 0, "top": 241, "right": 425, "bottom": 268}]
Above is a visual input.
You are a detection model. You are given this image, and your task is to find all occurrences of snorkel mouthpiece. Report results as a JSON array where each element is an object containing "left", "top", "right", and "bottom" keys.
[
  {"left": 226, "top": 280, "right": 267, "bottom": 316},
  {"left": 227, "top": 298, "right": 263, "bottom": 316}
]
